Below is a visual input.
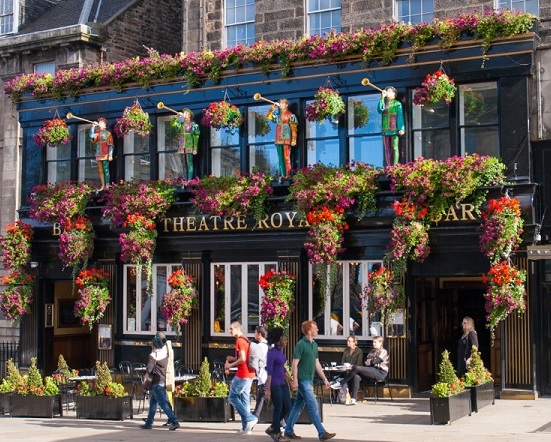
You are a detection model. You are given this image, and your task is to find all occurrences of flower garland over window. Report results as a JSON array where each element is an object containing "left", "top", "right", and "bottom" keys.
[
  {"left": 187, "top": 171, "right": 273, "bottom": 223},
  {"left": 161, "top": 269, "right": 198, "bottom": 334},
  {"left": 258, "top": 269, "right": 296, "bottom": 329},
  {"left": 74, "top": 268, "right": 111, "bottom": 329},
  {"left": 33, "top": 117, "right": 71, "bottom": 147}
]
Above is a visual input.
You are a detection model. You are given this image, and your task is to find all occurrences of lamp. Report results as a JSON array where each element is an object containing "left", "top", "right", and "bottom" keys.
[{"left": 30, "top": 261, "right": 39, "bottom": 269}]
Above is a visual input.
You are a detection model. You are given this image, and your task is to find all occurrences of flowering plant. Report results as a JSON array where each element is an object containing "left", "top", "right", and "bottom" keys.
[
  {"left": 360, "top": 266, "right": 404, "bottom": 327},
  {"left": 288, "top": 163, "right": 380, "bottom": 264},
  {"left": 463, "top": 345, "right": 493, "bottom": 386},
  {"left": 119, "top": 214, "right": 157, "bottom": 285},
  {"left": 306, "top": 206, "right": 348, "bottom": 265},
  {"left": 482, "top": 260, "right": 526, "bottom": 340},
  {"left": 58, "top": 217, "right": 95, "bottom": 274},
  {"left": 29, "top": 181, "right": 95, "bottom": 226},
  {"left": 113, "top": 103, "right": 153, "bottom": 137},
  {"left": 74, "top": 268, "right": 111, "bottom": 329},
  {"left": 78, "top": 361, "right": 126, "bottom": 397},
  {"left": 10, "top": 358, "right": 60, "bottom": 397},
  {"left": 305, "top": 87, "right": 346, "bottom": 123},
  {"left": 161, "top": 269, "right": 198, "bottom": 333},
  {"left": 33, "top": 117, "right": 71, "bottom": 147},
  {"left": 413, "top": 70, "right": 457, "bottom": 106},
  {"left": 0, "top": 270, "right": 34, "bottom": 322},
  {"left": 188, "top": 171, "right": 273, "bottom": 223},
  {"left": 201, "top": 101, "right": 243, "bottom": 133},
  {"left": 174, "top": 357, "right": 228, "bottom": 397},
  {"left": 431, "top": 350, "right": 464, "bottom": 397},
  {"left": 258, "top": 269, "right": 296, "bottom": 329},
  {"left": 479, "top": 197, "right": 523, "bottom": 264},
  {"left": 0, "top": 221, "right": 33, "bottom": 270}
]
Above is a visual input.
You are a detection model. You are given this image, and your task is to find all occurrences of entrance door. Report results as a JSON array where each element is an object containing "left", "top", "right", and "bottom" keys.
[{"left": 415, "top": 278, "right": 494, "bottom": 391}]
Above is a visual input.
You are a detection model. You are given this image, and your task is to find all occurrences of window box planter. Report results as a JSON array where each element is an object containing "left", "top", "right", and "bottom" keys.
[
  {"left": 174, "top": 396, "right": 234, "bottom": 422},
  {"left": 76, "top": 395, "right": 133, "bottom": 420},
  {"left": 0, "top": 392, "right": 11, "bottom": 415},
  {"left": 258, "top": 395, "right": 323, "bottom": 424},
  {"left": 466, "top": 381, "right": 495, "bottom": 413},
  {"left": 10, "top": 394, "right": 63, "bottom": 418},
  {"left": 429, "top": 390, "right": 471, "bottom": 425}
]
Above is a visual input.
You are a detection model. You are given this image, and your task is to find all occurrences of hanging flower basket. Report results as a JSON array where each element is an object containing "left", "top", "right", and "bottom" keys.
[
  {"left": 305, "top": 87, "right": 346, "bottom": 124},
  {"left": 482, "top": 260, "right": 526, "bottom": 341},
  {"left": 413, "top": 70, "right": 457, "bottom": 106},
  {"left": 0, "top": 270, "right": 34, "bottom": 322},
  {"left": 58, "top": 217, "right": 95, "bottom": 274},
  {"left": 0, "top": 221, "right": 33, "bottom": 271},
  {"left": 258, "top": 269, "right": 296, "bottom": 329},
  {"left": 201, "top": 101, "right": 243, "bottom": 133},
  {"left": 33, "top": 117, "right": 71, "bottom": 147},
  {"left": 359, "top": 266, "right": 404, "bottom": 327},
  {"left": 74, "top": 268, "right": 111, "bottom": 330},
  {"left": 161, "top": 269, "right": 198, "bottom": 333},
  {"left": 113, "top": 103, "right": 153, "bottom": 137}
]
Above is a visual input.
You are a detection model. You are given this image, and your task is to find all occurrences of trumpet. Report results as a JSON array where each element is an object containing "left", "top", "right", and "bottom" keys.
[
  {"left": 66, "top": 112, "right": 96, "bottom": 124},
  {"left": 253, "top": 93, "right": 278, "bottom": 106},
  {"left": 157, "top": 102, "right": 181, "bottom": 115},
  {"left": 361, "top": 78, "right": 384, "bottom": 93}
]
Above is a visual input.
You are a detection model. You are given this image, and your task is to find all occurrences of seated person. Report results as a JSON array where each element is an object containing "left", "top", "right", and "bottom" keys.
[
  {"left": 331, "top": 335, "right": 389, "bottom": 404},
  {"left": 339, "top": 335, "right": 363, "bottom": 405},
  {"left": 330, "top": 313, "right": 343, "bottom": 335}
]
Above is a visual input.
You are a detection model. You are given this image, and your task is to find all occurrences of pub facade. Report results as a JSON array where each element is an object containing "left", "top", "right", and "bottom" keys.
[{"left": 6, "top": 9, "right": 551, "bottom": 398}]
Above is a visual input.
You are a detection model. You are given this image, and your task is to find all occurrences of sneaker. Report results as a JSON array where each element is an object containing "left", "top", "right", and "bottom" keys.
[
  {"left": 245, "top": 417, "right": 258, "bottom": 433},
  {"left": 319, "top": 432, "right": 336, "bottom": 440},
  {"left": 346, "top": 398, "right": 357, "bottom": 406},
  {"left": 139, "top": 424, "right": 152, "bottom": 430},
  {"left": 237, "top": 428, "right": 248, "bottom": 435},
  {"left": 168, "top": 422, "right": 180, "bottom": 431},
  {"left": 284, "top": 433, "right": 302, "bottom": 440},
  {"left": 162, "top": 420, "right": 171, "bottom": 427},
  {"left": 330, "top": 381, "right": 341, "bottom": 390}
]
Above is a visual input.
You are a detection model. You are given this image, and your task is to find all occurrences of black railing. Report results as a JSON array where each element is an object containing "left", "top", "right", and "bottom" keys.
[{"left": 0, "top": 342, "right": 20, "bottom": 379}]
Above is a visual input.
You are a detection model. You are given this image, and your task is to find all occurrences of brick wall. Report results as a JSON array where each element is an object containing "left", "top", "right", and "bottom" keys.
[{"left": 102, "top": 0, "right": 183, "bottom": 61}]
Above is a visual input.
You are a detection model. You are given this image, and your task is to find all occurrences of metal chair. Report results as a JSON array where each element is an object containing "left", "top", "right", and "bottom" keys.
[
  {"left": 360, "top": 377, "right": 393, "bottom": 403},
  {"left": 212, "top": 360, "right": 227, "bottom": 384}
]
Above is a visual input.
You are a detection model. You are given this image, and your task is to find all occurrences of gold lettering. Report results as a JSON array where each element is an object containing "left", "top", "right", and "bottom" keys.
[
  {"left": 198, "top": 216, "right": 209, "bottom": 231},
  {"left": 461, "top": 203, "right": 477, "bottom": 221},
  {"left": 255, "top": 214, "right": 270, "bottom": 229},
  {"left": 52, "top": 223, "right": 61, "bottom": 236},
  {"left": 284, "top": 211, "right": 298, "bottom": 227},
  {"left": 173, "top": 217, "right": 185, "bottom": 232},
  {"left": 211, "top": 216, "right": 221, "bottom": 230},
  {"left": 236, "top": 215, "right": 247, "bottom": 230},
  {"left": 186, "top": 217, "right": 197, "bottom": 231},
  {"left": 223, "top": 217, "right": 235, "bottom": 230},
  {"left": 444, "top": 206, "right": 459, "bottom": 222},
  {"left": 162, "top": 218, "right": 170, "bottom": 232},
  {"left": 298, "top": 217, "right": 311, "bottom": 228},
  {"left": 271, "top": 213, "right": 283, "bottom": 228}
]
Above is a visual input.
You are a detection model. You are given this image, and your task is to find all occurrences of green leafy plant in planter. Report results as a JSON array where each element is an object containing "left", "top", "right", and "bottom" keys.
[
  {"left": 174, "top": 357, "right": 228, "bottom": 398},
  {"left": 432, "top": 350, "right": 464, "bottom": 397},
  {"left": 78, "top": 361, "right": 126, "bottom": 398},
  {"left": 463, "top": 345, "right": 495, "bottom": 413},
  {"left": 52, "top": 354, "right": 79, "bottom": 385},
  {"left": 0, "top": 358, "right": 22, "bottom": 393}
]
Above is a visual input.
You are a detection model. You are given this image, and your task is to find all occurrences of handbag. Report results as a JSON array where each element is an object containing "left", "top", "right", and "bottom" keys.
[{"left": 143, "top": 373, "right": 153, "bottom": 390}]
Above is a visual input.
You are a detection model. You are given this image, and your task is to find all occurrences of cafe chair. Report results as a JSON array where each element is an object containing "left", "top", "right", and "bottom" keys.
[
  {"left": 212, "top": 360, "right": 227, "bottom": 384},
  {"left": 360, "top": 377, "right": 393, "bottom": 403}
]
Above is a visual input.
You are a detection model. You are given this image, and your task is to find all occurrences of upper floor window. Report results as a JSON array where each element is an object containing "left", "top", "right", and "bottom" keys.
[
  {"left": 247, "top": 105, "right": 280, "bottom": 175},
  {"left": 0, "top": 0, "right": 17, "bottom": 35},
  {"left": 310, "top": 261, "right": 387, "bottom": 339},
  {"left": 396, "top": 0, "right": 434, "bottom": 24},
  {"left": 211, "top": 262, "right": 277, "bottom": 335},
  {"left": 46, "top": 143, "right": 71, "bottom": 184},
  {"left": 123, "top": 134, "right": 151, "bottom": 181},
  {"left": 411, "top": 100, "right": 451, "bottom": 160},
  {"left": 34, "top": 61, "right": 56, "bottom": 76},
  {"left": 497, "top": 0, "right": 539, "bottom": 16},
  {"left": 307, "top": 0, "right": 341, "bottom": 36},
  {"left": 347, "top": 94, "right": 384, "bottom": 168},
  {"left": 225, "top": 0, "right": 255, "bottom": 47},
  {"left": 305, "top": 100, "right": 340, "bottom": 166},
  {"left": 210, "top": 127, "right": 241, "bottom": 177}
]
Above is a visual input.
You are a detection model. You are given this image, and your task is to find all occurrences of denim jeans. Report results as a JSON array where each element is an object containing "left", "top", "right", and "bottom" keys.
[
  {"left": 269, "top": 383, "right": 291, "bottom": 433},
  {"left": 145, "top": 383, "right": 178, "bottom": 425},
  {"left": 228, "top": 376, "right": 255, "bottom": 429},
  {"left": 285, "top": 380, "right": 326, "bottom": 437}
]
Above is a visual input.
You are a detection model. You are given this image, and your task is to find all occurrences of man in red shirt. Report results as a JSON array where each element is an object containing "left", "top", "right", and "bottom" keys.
[{"left": 225, "top": 321, "right": 258, "bottom": 434}]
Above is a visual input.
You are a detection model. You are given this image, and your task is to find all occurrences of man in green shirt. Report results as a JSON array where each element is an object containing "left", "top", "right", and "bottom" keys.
[{"left": 283, "top": 320, "right": 336, "bottom": 441}]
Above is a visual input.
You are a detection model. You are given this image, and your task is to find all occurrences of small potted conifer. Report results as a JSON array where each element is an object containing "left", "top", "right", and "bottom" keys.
[{"left": 463, "top": 345, "right": 495, "bottom": 412}]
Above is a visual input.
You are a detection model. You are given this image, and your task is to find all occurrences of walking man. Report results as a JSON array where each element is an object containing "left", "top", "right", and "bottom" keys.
[
  {"left": 284, "top": 320, "right": 336, "bottom": 440},
  {"left": 253, "top": 325, "right": 269, "bottom": 418},
  {"left": 225, "top": 321, "right": 258, "bottom": 434}
]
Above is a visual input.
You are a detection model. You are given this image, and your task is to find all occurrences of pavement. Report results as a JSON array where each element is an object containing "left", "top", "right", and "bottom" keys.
[{"left": 1, "top": 395, "right": 551, "bottom": 441}]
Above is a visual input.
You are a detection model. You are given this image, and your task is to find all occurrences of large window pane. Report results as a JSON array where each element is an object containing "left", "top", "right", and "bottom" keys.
[
  {"left": 307, "top": 0, "right": 341, "bottom": 35},
  {"left": 46, "top": 144, "right": 71, "bottom": 183},
  {"left": 411, "top": 100, "right": 451, "bottom": 159},
  {"left": 306, "top": 113, "right": 340, "bottom": 166},
  {"left": 248, "top": 106, "right": 279, "bottom": 174},
  {"left": 225, "top": 0, "right": 255, "bottom": 47},
  {"left": 157, "top": 115, "right": 186, "bottom": 180},
  {"left": 211, "top": 128, "right": 241, "bottom": 176},
  {"left": 461, "top": 127, "right": 499, "bottom": 156},
  {"left": 77, "top": 124, "right": 101, "bottom": 186},
  {"left": 396, "top": 0, "right": 434, "bottom": 23},
  {"left": 497, "top": 0, "right": 539, "bottom": 16},
  {"left": 348, "top": 95, "right": 383, "bottom": 167},
  {"left": 123, "top": 133, "right": 151, "bottom": 181}
]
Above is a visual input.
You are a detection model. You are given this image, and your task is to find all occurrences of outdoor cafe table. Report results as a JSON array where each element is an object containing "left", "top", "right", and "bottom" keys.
[
  {"left": 174, "top": 374, "right": 197, "bottom": 384},
  {"left": 323, "top": 365, "right": 352, "bottom": 404}
]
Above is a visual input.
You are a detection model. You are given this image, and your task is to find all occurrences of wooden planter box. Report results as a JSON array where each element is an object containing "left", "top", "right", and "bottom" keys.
[
  {"left": 76, "top": 395, "right": 133, "bottom": 420},
  {"left": 0, "top": 392, "right": 10, "bottom": 415},
  {"left": 258, "top": 395, "right": 323, "bottom": 424},
  {"left": 174, "top": 396, "right": 234, "bottom": 422},
  {"left": 430, "top": 390, "right": 471, "bottom": 425},
  {"left": 10, "top": 394, "right": 63, "bottom": 418},
  {"left": 466, "top": 381, "right": 495, "bottom": 413}
]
